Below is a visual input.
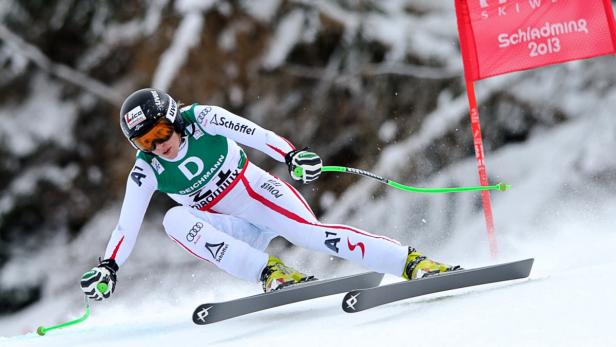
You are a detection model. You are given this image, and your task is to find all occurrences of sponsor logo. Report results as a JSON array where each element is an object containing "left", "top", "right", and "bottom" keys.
[
  {"left": 197, "top": 106, "right": 212, "bottom": 124},
  {"left": 210, "top": 114, "right": 256, "bottom": 135},
  {"left": 151, "top": 90, "right": 162, "bottom": 108},
  {"left": 186, "top": 222, "right": 203, "bottom": 243},
  {"left": 151, "top": 158, "right": 165, "bottom": 174},
  {"left": 260, "top": 179, "right": 283, "bottom": 198},
  {"left": 184, "top": 124, "right": 204, "bottom": 139},
  {"left": 195, "top": 305, "right": 213, "bottom": 322},
  {"left": 130, "top": 165, "right": 146, "bottom": 186},
  {"left": 347, "top": 238, "right": 365, "bottom": 258},
  {"left": 179, "top": 155, "right": 225, "bottom": 194},
  {"left": 165, "top": 97, "right": 177, "bottom": 122},
  {"left": 189, "top": 169, "right": 240, "bottom": 210},
  {"left": 205, "top": 242, "right": 229, "bottom": 262},
  {"left": 192, "top": 126, "right": 205, "bottom": 140},
  {"left": 179, "top": 156, "right": 205, "bottom": 181},
  {"left": 345, "top": 293, "right": 360, "bottom": 311},
  {"left": 324, "top": 231, "right": 341, "bottom": 253},
  {"left": 125, "top": 106, "right": 146, "bottom": 129}
]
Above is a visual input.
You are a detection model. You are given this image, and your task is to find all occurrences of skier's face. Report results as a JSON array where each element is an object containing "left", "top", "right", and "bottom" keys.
[{"left": 152, "top": 131, "right": 181, "bottom": 159}]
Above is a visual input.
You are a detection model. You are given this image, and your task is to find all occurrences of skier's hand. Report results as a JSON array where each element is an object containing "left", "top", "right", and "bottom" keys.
[
  {"left": 80, "top": 258, "right": 118, "bottom": 301},
  {"left": 285, "top": 148, "right": 322, "bottom": 184}
]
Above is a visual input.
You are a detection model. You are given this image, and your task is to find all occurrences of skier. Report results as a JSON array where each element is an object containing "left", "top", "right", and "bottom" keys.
[{"left": 80, "top": 88, "right": 459, "bottom": 301}]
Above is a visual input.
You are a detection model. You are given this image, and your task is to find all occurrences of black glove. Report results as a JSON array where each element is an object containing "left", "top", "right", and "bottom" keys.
[
  {"left": 80, "top": 258, "right": 118, "bottom": 301},
  {"left": 285, "top": 148, "right": 323, "bottom": 184}
]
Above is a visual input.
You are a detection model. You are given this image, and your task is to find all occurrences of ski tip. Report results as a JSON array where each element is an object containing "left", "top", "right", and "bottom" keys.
[
  {"left": 522, "top": 258, "right": 534, "bottom": 276},
  {"left": 342, "top": 290, "right": 362, "bottom": 313},
  {"left": 193, "top": 304, "right": 215, "bottom": 325},
  {"left": 36, "top": 326, "right": 46, "bottom": 336},
  {"left": 518, "top": 257, "right": 534, "bottom": 266}
]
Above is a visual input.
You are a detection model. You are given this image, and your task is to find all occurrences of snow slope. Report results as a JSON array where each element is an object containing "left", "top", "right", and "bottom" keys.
[
  {"left": 1, "top": 217, "right": 615, "bottom": 347},
  {"left": 3, "top": 64, "right": 616, "bottom": 345}
]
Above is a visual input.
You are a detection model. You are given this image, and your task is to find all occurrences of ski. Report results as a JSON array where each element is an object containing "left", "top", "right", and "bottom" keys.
[
  {"left": 342, "top": 258, "right": 534, "bottom": 313},
  {"left": 193, "top": 271, "right": 384, "bottom": 324}
]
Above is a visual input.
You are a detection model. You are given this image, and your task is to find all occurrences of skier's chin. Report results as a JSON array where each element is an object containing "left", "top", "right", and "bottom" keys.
[{"left": 158, "top": 146, "right": 176, "bottom": 159}]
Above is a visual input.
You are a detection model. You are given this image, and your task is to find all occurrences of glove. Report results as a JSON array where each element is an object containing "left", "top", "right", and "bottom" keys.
[
  {"left": 285, "top": 148, "right": 322, "bottom": 183},
  {"left": 80, "top": 258, "right": 118, "bottom": 301}
]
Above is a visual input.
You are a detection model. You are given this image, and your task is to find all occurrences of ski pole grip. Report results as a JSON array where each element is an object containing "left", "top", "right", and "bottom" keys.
[
  {"left": 293, "top": 166, "right": 304, "bottom": 178},
  {"left": 97, "top": 282, "right": 109, "bottom": 293}
]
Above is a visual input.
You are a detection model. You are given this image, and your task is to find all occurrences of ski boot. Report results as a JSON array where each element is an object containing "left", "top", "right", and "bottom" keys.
[
  {"left": 402, "top": 247, "right": 461, "bottom": 280},
  {"left": 260, "top": 256, "right": 316, "bottom": 292}
]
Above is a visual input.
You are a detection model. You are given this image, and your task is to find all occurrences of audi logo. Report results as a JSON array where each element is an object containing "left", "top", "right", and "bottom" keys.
[{"left": 186, "top": 222, "right": 204, "bottom": 242}]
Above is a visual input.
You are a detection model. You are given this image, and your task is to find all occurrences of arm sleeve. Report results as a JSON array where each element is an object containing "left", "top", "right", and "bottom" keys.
[
  {"left": 103, "top": 159, "right": 157, "bottom": 267},
  {"left": 194, "top": 105, "right": 296, "bottom": 162}
]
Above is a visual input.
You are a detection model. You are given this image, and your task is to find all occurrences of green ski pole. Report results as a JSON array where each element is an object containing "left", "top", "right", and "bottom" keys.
[
  {"left": 36, "top": 292, "right": 96, "bottom": 336},
  {"left": 310, "top": 166, "right": 510, "bottom": 193}
]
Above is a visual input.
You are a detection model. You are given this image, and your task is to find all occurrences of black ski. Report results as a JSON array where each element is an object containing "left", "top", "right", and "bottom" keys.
[
  {"left": 342, "top": 258, "right": 534, "bottom": 313},
  {"left": 193, "top": 271, "right": 384, "bottom": 324}
]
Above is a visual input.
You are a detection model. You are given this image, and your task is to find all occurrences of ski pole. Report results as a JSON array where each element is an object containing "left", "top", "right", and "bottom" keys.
[
  {"left": 36, "top": 295, "right": 93, "bottom": 336},
  {"left": 313, "top": 166, "right": 511, "bottom": 193}
]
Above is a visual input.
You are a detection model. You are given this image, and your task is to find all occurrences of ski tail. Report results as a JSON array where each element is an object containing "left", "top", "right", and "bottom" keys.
[{"left": 343, "top": 258, "right": 534, "bottom": 313}]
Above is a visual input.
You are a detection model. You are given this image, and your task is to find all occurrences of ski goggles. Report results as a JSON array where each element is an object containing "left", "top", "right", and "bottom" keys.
[{"left": 131, "top": 118, "right": 175, "bottom": 152}]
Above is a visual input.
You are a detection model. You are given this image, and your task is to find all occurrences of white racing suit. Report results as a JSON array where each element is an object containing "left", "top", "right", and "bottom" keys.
[{"left": 104, "top": 104, "right": 408, "bottom": 282}]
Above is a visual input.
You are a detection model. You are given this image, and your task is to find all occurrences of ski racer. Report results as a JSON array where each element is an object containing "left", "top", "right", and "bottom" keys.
[{"left": 80, "top": 88, "right": 460, "bottom": 300}]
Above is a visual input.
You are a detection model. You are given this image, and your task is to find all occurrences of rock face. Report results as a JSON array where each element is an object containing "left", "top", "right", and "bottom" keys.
[{"left": 1, "top": 1, "right": 615, "bottom": 315}]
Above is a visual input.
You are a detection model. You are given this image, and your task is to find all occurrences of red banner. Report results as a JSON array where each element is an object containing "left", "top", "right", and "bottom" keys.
[{"left": 456, "top": 0, "right": 616, "bottom": 81}]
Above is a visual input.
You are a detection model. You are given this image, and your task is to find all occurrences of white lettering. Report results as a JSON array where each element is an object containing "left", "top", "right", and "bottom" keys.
[
  {"left": 528, "top": 37, "right": 561, "bottom": 57},
  {"left": 498, "top": 33, "right": 510, "bottom": 48},
  {"left": 498, "top": 19, "right": 589, "bottom": 48},
  {"left": 577, "top": 19, "right": 589, "bottom": 34},
  {"left": 179, "top": 157, "right": 205, "bottom": 180},
  {"left": 151, "top": 91, "right": 162, "bottom": 108},
  {"left": 480, "top": 0, "right": 564, "bottom": 20},
  {"left": 178, "top": 155, "right": 225, "bottom": 194},
  {"left": 165, "top": 97, "right": 177, "bottom": 122}
]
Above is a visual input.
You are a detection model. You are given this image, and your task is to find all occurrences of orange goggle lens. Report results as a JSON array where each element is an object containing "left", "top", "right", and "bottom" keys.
[{"left": 131, "top": 119, "right": 175, "bottom": 152}]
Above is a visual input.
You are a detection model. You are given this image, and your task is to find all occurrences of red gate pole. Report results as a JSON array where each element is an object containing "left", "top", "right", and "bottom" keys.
[{"left": 465, "top": 79, "right": 498, "bottom": 257}]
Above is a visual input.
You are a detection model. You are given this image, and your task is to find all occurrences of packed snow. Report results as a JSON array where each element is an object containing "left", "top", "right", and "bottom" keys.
[
  {"left": 1, "top": 211, "right": 615, "bottom": 346},
  {"left": 2, "top": 85, "right": 616, "bottom": 343}
]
